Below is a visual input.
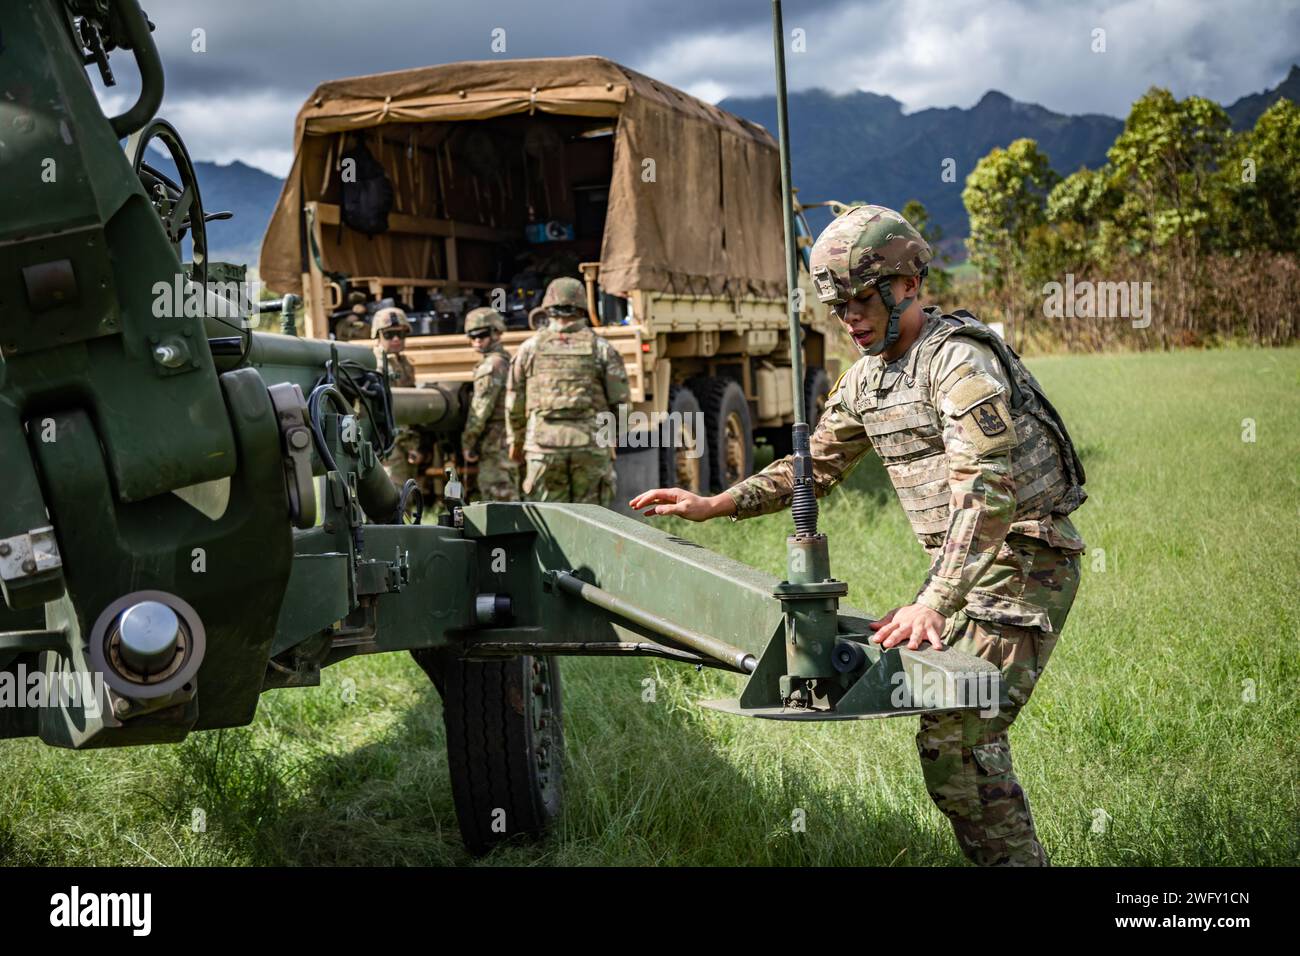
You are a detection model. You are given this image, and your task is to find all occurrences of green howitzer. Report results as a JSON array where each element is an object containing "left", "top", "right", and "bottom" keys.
[{"left": 0, "top": 0, "right": 1004, "bottom": 853}]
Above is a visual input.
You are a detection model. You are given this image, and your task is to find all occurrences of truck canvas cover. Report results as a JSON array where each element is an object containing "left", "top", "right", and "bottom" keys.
[{"left": 259, "top": 56, "right": 786, "bottom": 300}]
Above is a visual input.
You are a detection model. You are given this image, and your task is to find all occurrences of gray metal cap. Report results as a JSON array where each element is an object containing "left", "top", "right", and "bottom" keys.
[{"left": 117, "top": 600, "right": 181, "bottom": 675}]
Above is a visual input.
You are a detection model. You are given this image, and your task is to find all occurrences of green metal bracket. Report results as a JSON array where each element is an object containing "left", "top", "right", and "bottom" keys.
[
  {"left": 702, "top": 622, "right": 1010, "bottom": 721},
  {"left": 461, "top": 503, "right": 1008, "bottom": 723}
]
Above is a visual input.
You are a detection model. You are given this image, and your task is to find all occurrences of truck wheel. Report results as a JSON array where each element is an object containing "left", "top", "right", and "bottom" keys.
[
  {"left": 437, "top": 653, "right": 564, "bottom": 855},
  {"left": 659, "top": 385, "right": 710, "bottom": 494},
  {"left": 805, "top": 366, "right": 832, "bottom": 428},
  {"left": 692, "top": 377, "right": 753, "bottom": 494}
]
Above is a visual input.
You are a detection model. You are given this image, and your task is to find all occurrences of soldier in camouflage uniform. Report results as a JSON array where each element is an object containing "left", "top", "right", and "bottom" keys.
[
  {"left": 373, "top": 306, "right": 421, "bottom": 487},
  {"left": 333, "top": 290, "right": 371, "bottom": 341},
  {"left": 630, "top": 205, "right": 1087, "bottom": 867},
  {"left": 506, "top": 277, "right": 630, "bottom": 505},
  {"left": 461, "top": 307, "right": 519, "bottom": 501}
]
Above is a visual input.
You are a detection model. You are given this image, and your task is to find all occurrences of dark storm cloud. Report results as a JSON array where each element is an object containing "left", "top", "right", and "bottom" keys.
[{"left": 90, "top": 0, "right": 1299, "bottom": 175}]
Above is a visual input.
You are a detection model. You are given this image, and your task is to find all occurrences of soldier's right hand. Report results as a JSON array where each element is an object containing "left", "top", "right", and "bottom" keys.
[{"left": 629, "top": 488, "right": 736, "bottom": 522}]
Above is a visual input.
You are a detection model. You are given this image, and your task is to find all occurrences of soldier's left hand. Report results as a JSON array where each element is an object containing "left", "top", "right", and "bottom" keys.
[{"left": 869, "top": 604, "right": 947, "bottom": 650}]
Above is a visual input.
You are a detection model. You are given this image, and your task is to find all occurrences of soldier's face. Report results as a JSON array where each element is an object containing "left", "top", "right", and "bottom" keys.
[
  {"left": 382, "top": 331, "right": 406, "bottom": 353},
  {"left": 834, "top": 276, "right": 918, "bottom": 351},
  {"left": 835, "top": 284, "right": 891, "bottom": 351},
  {"left": 467, "top": 330, "right": 493, "bottom": 353}
]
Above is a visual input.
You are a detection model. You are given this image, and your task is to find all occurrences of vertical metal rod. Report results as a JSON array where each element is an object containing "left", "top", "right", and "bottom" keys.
[
  {"left": 771, "top": 0, "right": 805, "bottom": 425},
  {"left": 772, "top": 0, "right": 818, "bottom": 537}
]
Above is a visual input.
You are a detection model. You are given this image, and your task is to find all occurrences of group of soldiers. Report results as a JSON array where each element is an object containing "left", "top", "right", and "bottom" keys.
[{"left": 368, "top": 276, "right": 630, "bottom": 506}]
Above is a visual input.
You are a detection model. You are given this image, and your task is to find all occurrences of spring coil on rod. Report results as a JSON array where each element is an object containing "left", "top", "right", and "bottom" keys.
[{"left": 789, "top": 422, "right": 819, "bottom": 537}]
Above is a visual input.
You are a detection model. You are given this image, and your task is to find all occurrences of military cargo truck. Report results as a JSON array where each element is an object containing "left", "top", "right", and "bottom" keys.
[{"left": 260, "top": 57, "right": 840, "bottom": 505}]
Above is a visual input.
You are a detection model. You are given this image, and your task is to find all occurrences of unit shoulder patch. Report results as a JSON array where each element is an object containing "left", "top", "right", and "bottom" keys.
[{"left": 973, "top": 402, "right": 1008, "bottom": 436}]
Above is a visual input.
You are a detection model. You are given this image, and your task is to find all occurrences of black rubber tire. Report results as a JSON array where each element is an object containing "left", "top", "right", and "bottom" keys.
[
  {"left": 658, "top": 384, "right": 711, "bottom": 493},
  {"left": 410, "top": 647, "right": 447, "bottom": 697},
  {"left": 804, "top": 366, "right": 832, "bottom": 429},
  {"left": 690, "top": 377, "right": 753, "bottom": 494},
  {"left": 436, "top": 653, "right": 564, "bottom": 856}
]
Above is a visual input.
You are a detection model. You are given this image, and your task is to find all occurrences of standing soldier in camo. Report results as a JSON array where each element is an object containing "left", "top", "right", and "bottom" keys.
[
  {"left": 461, "top": 306, "right": 519, "bottom": 501},
  {"left": 373, "top": 306, "right": 421, "bottom": 487},
  {"left": 507, "top": 277, "right": 630, "bottom": 505},
  {"left": 630, "top": 205, "right": 1088, "bottom": 867}
]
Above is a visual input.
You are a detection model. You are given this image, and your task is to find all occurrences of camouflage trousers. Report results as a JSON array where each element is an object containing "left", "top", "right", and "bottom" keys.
[
  {"left": 522, "top": 449, "right": 615, "bottom": 506},
  {"left": 915, "top": 535, "right": 1081, "bottom": 867},
  {"left": 383, "top": 429, "right": 423, "bottom": 487},
  {"left": 473, "top": 453, "right": 520, "bottom": 502}
]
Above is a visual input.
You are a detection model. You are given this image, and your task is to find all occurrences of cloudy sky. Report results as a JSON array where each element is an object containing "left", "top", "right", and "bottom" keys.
[{"left": 94, "top": 0, "right": 1300, "bottom": 177}]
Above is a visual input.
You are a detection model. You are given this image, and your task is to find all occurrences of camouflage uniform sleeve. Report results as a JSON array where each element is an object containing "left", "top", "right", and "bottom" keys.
[
  {"left": 914, "top": 339, "right": 1019, "bottom": 617},
  {"left": 462, "top": 355, "right": 505, "bottom": 452},
  {"left": 725, "top": 367, "right": 873, "bottom": 519},
  {"left": 599, "top": 337, "right": 631, "bottom": 407},
  {"left": 505, "top": 342, "right": 531, "bottom": 449}
]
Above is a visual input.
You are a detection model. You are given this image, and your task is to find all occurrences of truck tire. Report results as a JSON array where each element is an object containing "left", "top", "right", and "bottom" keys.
[
  {"left": 691, "top": 377, "right": 753, "bottom": 494},
  {"left": 436, "top": 653, "right": 564, "bottom": 855},
  {"left": 659, "top": 384, "right": 710, "bottom": 494},
  {"left": 805, "top": 366, "right": 832, "bottom": 428}
]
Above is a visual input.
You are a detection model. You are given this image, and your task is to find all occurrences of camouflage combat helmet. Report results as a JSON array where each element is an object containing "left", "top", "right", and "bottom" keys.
[
  {"left": 464, "top": 306, "right": 506, "bottom": 336},
  {"left": 540, "top": 276, "right": 587, "bottom": 316},
  {"left": 809, "top": 204, "right": 932, "bottom": 356},
  {"left": 371, "top": 306, "right": 411, "bottom": 338}
]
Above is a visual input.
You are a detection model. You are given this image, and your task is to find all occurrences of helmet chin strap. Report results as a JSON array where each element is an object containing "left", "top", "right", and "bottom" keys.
[{"left": 858, "top": 279, "right": 914, "bottom": 357}]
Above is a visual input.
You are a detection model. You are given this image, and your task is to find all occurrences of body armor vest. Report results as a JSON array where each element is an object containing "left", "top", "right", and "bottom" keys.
[
  {"left": 526, "top": 325, "right": 608, "bottom": 421},
  {"left": 385, "top": 353, "right": 416, "bottom": 388},
  {"left": 851, "top": 310, "right": 1086, "bottom": 548}
]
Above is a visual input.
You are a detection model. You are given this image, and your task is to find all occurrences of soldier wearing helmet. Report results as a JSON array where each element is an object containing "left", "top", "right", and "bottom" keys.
[
  {"left": 333, "top": 290, "right": 371, "bottom": 341},
  {"left": 461, "top": 307, "right": 519, "bottom": 501},
  {"left": 372, "top": 305, "right": 420, "bottom": 486},
  {"left": 372, "top": 306, "right": 416, "bottom": 384},
  {"left": 506, "top": 277, "right": 630, "bottom": 505},
  {"left": 629, "top": 204, "right": 1088, "bottom": 868}
]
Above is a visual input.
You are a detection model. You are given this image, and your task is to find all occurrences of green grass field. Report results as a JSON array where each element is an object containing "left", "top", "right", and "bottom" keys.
[{"left": 2, "top": 348, "right": 1297, "bottom": 866}]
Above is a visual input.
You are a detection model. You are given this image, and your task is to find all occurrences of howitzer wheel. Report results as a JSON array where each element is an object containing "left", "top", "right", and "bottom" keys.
[{"left": 434, "top": 653, "right": 564, "bottom": 855}]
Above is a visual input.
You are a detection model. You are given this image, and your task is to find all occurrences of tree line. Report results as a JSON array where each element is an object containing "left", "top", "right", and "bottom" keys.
[{"left": 944, "top": 89, "right": 1298, "bottom": 351}]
